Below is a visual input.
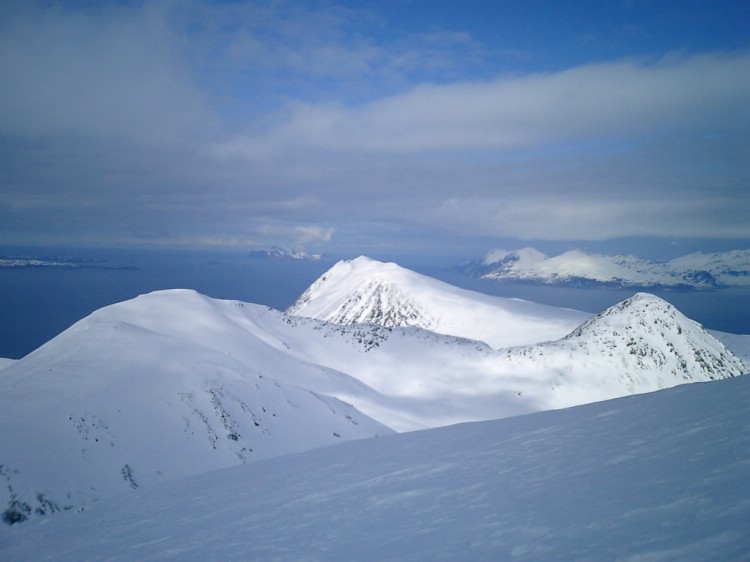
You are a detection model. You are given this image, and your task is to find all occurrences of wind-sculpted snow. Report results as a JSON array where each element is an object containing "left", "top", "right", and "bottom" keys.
[
  {"left": 288, "top": 256, "right": 589, "bottom": 347},
  {"left": 3, "top": 375, "right": 750, "bottom": 561},
  {"left": 1, "top": 273, "right": 747, "bottom": 526},
  {"left": 461, "top": 247, "right": 748, "bottom": 289}
]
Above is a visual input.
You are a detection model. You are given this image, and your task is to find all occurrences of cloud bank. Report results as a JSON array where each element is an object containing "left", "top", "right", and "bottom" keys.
[{"left": 0, "top": 1, "right": 747, "bottom": 253}]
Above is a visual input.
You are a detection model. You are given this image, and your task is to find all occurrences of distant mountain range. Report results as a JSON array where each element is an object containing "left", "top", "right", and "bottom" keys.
[
  {"left": 247, "top": 246, "right": 327, "bottom": 261},
  {"left": 0, "top": 256, "right": 747, "bottom": 527},
  {"left": 459, "top": 247, "right": 750, "bottom": 289},
  {"left": 0, "top": 255, "right": 135, "bottom": 270}
]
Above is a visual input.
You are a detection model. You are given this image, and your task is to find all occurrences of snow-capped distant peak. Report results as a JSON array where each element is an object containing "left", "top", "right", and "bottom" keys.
[
  {"left": 248, "top": 246, "right": 325, "bottom": 261},
  {"left": 460, "top": 247, "right": 750, "bottom": 289},
  {"left": 481, "top": 247, "right": 547, "bottom": 266}
]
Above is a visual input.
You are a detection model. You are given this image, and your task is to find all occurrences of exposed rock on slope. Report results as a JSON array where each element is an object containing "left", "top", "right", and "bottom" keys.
[{"left": 503, "top": 292, "right": 747, "bottom": 408}]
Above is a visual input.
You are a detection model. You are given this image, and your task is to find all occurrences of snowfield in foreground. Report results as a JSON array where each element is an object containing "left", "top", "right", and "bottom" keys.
[{"left": 2, "top": 375, "right": 749, "bottom": 561}]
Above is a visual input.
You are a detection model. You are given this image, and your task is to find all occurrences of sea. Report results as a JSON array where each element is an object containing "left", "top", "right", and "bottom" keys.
[{"left": 1, "top": 247, "right": 749, "bottom": 360}]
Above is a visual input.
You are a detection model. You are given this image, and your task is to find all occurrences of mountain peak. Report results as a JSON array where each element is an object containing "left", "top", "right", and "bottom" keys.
[
  {"left": 287, "top": 257, "right": 436, "bottom": 329},
  {"left": 288, "top": 257, "right": 589, "bottom": 348},
  {"left": 558, "top": 292, "right": 747, "bottom": 386},
  {"left": 567, "top": 292, "right": 685, "bottom": 337}
]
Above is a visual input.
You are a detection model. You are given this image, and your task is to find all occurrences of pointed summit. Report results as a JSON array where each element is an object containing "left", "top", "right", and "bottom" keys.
[
  {"left": 548, "top": 292, "right": 748, "bottom": 391},
  {"left": 288, "top": 257, "right": 588, "bottom": 348}
]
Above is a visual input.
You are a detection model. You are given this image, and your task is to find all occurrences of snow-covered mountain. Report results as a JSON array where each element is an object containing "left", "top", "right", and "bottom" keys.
[
  {"left": 4, "top": 374, "right": 749, "bottom": 561},
  {"left": 247, "top": 246, "right": 326, "bottom": 261},
  {"left": 670, "top": 249, "right": 750, "bottom": 286},
  {"left": 499, "top": 292, "right": 746, "bottom": 407},
  {"left": 460, "top": 247, "right": 750, "bottom": 289},
  {"left": 0, "top": 290, "right": 392, "bottom": 524},
  {"left": 1, "top": 260, "right": 747, "bottom": 525},
  {"left": 287, "top": 255, "right": 590, "bottom": 348}
]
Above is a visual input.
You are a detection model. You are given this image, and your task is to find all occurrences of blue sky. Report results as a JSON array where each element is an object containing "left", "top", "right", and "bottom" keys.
[{"left": 1, "top": 0, "right": 748, "bottom": 259}]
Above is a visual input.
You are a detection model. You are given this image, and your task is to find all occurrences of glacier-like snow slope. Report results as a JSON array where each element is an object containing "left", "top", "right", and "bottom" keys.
[
  {"left": 3, "top": 375, "right": 749, "bottom": 561},
  {"left": 463, "top": 247, "right": 723, "bottom": 288},
  {"left": 287, "top": 255, "right": 589, "bottom": 347}
]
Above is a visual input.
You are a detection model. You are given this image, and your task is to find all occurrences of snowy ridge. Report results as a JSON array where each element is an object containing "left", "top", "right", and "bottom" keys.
[
  {"left": 3, "top": 375, "right": 750, "bottom": 560},
  {"left": 461, "top": 247, "right": 750, "bottom": 289},
  {"left": 288, "top": 256, "right": 590, "bottom": 348}
]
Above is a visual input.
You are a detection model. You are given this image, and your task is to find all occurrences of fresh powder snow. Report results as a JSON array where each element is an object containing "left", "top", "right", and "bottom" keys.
[{"left": 2, "top": 375, "right": 749, "bottom": 560}]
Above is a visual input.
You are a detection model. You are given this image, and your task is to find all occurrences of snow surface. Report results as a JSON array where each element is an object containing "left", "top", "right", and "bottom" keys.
[
  {"left": 0, "top": 357, "right": 16, "bottom": 370},
  {"left": 1, "top": 262, "right": 747, "bottom": 523},
  {"left": 288, "top": 255, "right": 589, "bottom": 347},
  {"left": 463, "top": 247, "right": 750, "bottom": 288},
  {"left": 3, "top": 375, "right": 749, "bottom": 561}
]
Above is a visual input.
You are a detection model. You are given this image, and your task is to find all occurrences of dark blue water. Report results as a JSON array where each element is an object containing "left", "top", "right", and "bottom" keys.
[
  {"left": 1, "top": 248, "right": 748, "bottom": 359},
  {"left": 0, "top": 249, "right": 331, "bottom": 359}
]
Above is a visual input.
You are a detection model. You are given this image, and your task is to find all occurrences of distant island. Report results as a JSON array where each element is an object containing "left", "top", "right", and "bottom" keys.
[
  {"left": 458, "top": 248, "right": 750, "bottom": 290},
  {"left": 0, "top": 256, "right": 136, "bottom": 270},
  {"left": 247, "top": 247, "right": 327, "bottom": 262}
]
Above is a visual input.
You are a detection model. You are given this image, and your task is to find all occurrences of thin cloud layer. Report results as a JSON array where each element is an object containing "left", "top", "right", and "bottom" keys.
[
  {"left": 0, "top": 3, "right": 214, "bottom": 143},
  {"left": 246, "top": 53, "right": 750, "bottom": 154}
]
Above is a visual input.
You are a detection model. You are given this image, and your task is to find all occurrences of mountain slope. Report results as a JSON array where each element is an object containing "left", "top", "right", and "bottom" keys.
[
  {"left": 500, "top": 292, "right": 747, "bottom": 408},
  {"left": 288, "top": 256, "right": 589, "bottom": 348},
  {"left": 0, "top": 290, "right": 391, "bottom": 524},
  {"left": 3, "top": 375, "right": 749, "bottom": 561},
  {"left": 296, "top": 291, "right": 746, "bottom": 423}
]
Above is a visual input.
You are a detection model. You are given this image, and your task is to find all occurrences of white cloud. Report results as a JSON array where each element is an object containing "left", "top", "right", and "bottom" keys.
[
  {"left": 248, "top": 53, "right": 750, "bottom": 154},
  {"left": 256, "top": 224, "right": 335, "bottom": 246},
  {"left": 428, "top": 195, "right": 750, "bottom": 241},
  {"left": 292, "top": 225, "right": 335, "bottom": 244}
]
